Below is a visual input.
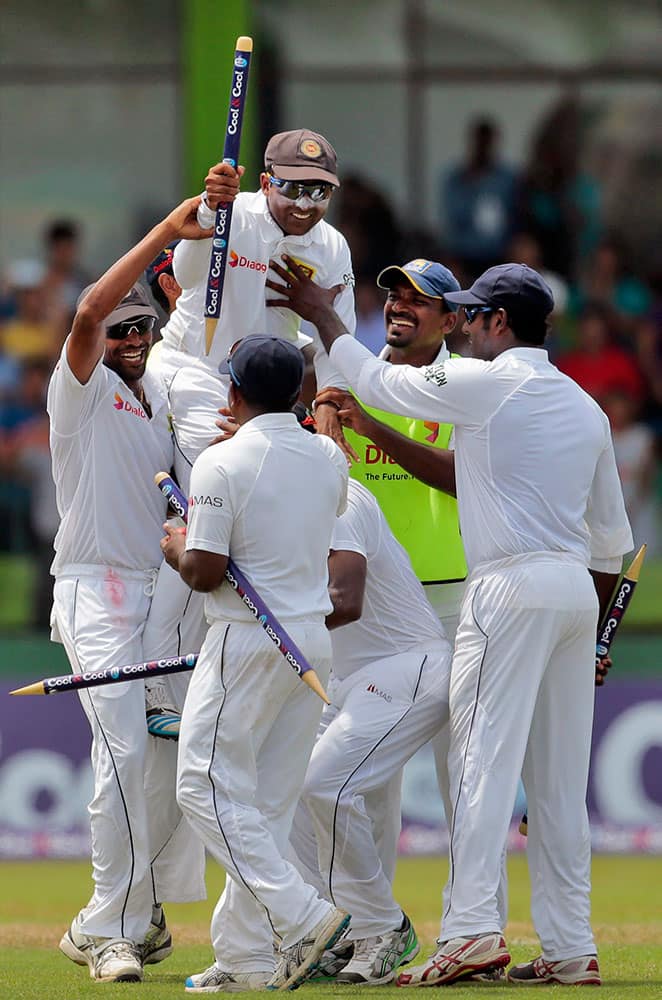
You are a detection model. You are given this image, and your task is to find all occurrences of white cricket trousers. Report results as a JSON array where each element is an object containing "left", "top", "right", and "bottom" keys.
[
  {"left": 290, "top": 640, "right": 451, "bottom": 939},
  {"left": 442, "top": 554, "right": 599, "bottom": 960},
  {"left": 176, "top": 619, "right": 334, "bottom": 974},
  {"left": 159, "top": 348, "right": 228, "bottom": 495},
  {"left": 427, "top": 581, "right": 509, "bottom": 932},
  {"left": 52, "top": 568, "right": 203, "bottom": 942}
]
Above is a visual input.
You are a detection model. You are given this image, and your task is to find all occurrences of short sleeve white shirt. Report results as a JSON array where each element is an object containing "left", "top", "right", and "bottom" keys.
[
  {"left": 330, "top": 481, "right": 445, "bottom": 679},
  {"left": 48, "top": 341, "right": 174, "bottom": 574},
  {"left": 165, "top": 191, "right": 356, "bottom": 389},
  {"left": 330, "top": 337, "right": 633, "bottom": 571},
  {"left": 185, "top": 412, "right": 348, "bottom": 624}
]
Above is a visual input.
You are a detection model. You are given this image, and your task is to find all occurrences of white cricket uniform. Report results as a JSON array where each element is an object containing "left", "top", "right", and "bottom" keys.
[
  {"left": 289, "top": 480, "right": 451, "bottom": 938},
  {"left": 48, "top": 342, "right": 205, "bottom": 943},
  {"left": 152, "top": 191, "right": 356, "bottom": 492},
  {"left": 142, "top": 190, "right": 355, "bottom": 681},
  {"left": 176, "top": 412, "right": 348, "bottom": 975},
  {"left": 328, "top": 336, "right": 633, "bottom": 958}
]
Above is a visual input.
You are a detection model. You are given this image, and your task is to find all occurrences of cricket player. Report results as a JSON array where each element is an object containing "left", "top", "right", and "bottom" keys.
[
  {"left": 268, "top": 259, "right": 633, "bottom": 986},
  {"left": 290, "top": 478, "right": 451, "bottom": 985},
  {"left": 155, "top": 128, "right": 356, "bottom": 495},
  {"left": 161, "top": 335, "right": 351, "bottom": 993},
  {"left": 50, "top": 197, "right": 212, "bottom": 982}
]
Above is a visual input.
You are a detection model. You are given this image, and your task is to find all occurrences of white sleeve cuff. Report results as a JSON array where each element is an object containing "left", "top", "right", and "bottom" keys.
[
  {"left": 589, "top": 555, "right": 623, "bottom": 574},
  {"left": 197, "top": 194, "right": 216, "bottom": 227}
]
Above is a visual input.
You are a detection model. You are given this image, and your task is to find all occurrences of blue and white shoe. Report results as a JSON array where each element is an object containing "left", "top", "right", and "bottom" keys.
[
  {"left": 146, "top": 707, "right": 181, "bottom": 740},
  {"left": 185, "top": 964, "right": 269, "bottom": 992}
]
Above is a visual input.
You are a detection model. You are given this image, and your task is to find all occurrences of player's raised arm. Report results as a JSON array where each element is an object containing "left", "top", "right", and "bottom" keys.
[{"left": 68, "top": 197, "right": 212, "bottom": 384}]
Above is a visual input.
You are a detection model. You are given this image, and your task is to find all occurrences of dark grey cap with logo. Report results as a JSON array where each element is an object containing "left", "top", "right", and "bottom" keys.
[
  {"left": 264, "top": 129, "right": 339, "bottom": 187},
  {"left": 77, "top": 281, "right": 158, "bottom": 329}
]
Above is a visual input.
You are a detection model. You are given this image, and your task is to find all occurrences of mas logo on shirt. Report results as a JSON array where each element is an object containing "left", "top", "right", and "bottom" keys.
[
  {"left": 367, "top": 683, "right": 392, "bottom": 703},
  {"left": 190, "top": 494, "right": 224, "bottom": 508},
  {"left": 229, "top": 249, "right": 267, "bottom": 273},
  {"left": 423, "top": 363, "right": 447, "bottom": 387},
  {"left": 113, "top": 392, "right": 147, "bottom": 418}
]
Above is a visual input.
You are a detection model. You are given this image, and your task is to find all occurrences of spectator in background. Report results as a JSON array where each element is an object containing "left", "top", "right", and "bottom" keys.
[
  {"left": 354, "top": 279, "right": 387, "bottom": 354},
  {"left": 557, "top": 303, "right": 644, "bottom": 403},
  {"left": 569, "top": 235, "right": 653, "bottom": 325},
  {"left": 0, "top": 359, "right": 56, "bottom": 616},
  {"left": 509, "top": 231, "right": 569, "bottom": 316},
  {"left": 334, "top": 174, "right": 402, "bottom": 281},
  {"left": 603, "top": 389, "right": 658, "bottom": 556},
  {"left": 518, "top": 97, "right": 601, "bottom": 280},
  {"left": 43, "top": 219, "right": 91, "bottom": 314},
  {"left": 0, "top": 260, "right": 61, "bottom": 364},
  {"left": 440, "top": 117, "right": 517, "bottom": 279}
]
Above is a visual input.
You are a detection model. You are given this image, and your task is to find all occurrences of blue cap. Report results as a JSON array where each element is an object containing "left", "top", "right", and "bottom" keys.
[
  {"left": 219, "top": 335, "right": 304, "bottom": 407},
  {"left": 377, "top": 259, "right": 461, "bottom": 303},
  {"left": 145, "top": 241, "right": 180, "bottom": 286},
  {"left": 444, "top": 263, "right": 554, "bottom": 319}
]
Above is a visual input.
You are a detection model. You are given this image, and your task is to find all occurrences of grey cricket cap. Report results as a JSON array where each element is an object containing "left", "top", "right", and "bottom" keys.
[{"left": 77, "top": 281, "right": 159, "bottom": 329}]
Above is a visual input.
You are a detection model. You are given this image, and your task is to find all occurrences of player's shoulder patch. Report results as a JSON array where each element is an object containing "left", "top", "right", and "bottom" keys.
[{"left": 422, "top": 363, "right": 447, "bottom": 387}]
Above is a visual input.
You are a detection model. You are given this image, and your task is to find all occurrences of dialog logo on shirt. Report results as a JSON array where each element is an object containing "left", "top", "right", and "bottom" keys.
[
  {"left": 423, "top": 363, "right": 447, "bottom": 387},
  {"left": 229, "top": 249, "right": 267, "bottom": 273},
  {"left": 424, "top": 421, "right": 439, "bottom": 444},
  {"left": 113, "top": 392, "right": 147, "bottom": 418},
  {"left": 367, "top": 683, "right": 392, "bottom": 703},
  {"left": 189, "top": 495, "right": 224, "bottom": 508}
]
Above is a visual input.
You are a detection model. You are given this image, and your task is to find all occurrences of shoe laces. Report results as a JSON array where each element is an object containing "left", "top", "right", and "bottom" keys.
[
  {"left": 94, "top": 938, "right": 139, "bottom": 962},
  {"left": 353, "top": 933, "right": 387, "bottom": 960}
]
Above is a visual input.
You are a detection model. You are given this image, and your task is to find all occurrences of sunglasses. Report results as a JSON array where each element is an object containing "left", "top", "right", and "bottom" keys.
[
  {"left": 106, "top": 315, "right": 156, "bottom": 340},
  {"left": 463, "top": 305, "right": 494, "bottom": 324},
  {"left": 268, "top": 174, "right": 332, "bottom": 203}
]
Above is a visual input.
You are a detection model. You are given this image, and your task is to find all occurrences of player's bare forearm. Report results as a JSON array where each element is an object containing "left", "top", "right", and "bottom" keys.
[
  {"left": 69, "top": 197, "right": 212, "bottom": 382},
  {"left": 590, "top": 570, "right": 621, "bottom": 624},
  {"left": 358, "top": 417, "right": 456, "bottom": 495},
  {"left": 266, "top": 255, "right": 348, "bottom": 354},
  {"left": 326, "top": 550, "right": 366, "bottom": 630}
]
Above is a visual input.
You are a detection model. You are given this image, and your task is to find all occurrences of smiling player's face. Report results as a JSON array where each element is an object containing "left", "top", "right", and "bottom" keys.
[{"left": 260, "top": 173, "right": 332, "bottom": 236}]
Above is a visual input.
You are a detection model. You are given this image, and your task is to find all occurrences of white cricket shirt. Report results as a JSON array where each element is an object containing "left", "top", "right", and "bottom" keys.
[
  {"left": 48, "top": 342, "right": 174, "bottom": 575},
  {"left": 165, "top": 191, "right": 356, "bottom": 389},
  {"left": 185, "top": 412, "right": 348, "bottom": 624},
  {"left": 329, "top": 337, "right": 633, "bottom": 572},
  {"left": 330, "top": 480, "right": 446, "bottom": 680}
]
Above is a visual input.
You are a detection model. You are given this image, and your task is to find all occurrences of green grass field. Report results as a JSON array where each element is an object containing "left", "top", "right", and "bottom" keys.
[{"left": 1, "top": 855, "right": 660, "bottom": 999}]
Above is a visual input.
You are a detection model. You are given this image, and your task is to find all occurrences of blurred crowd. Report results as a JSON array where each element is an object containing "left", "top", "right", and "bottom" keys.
[{"left": 2, "top": 102, "right": 661, "bottom": 629}]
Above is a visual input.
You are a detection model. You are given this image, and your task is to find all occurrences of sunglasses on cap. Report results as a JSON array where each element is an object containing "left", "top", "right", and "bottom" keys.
[
  {"left": 106, "top": 315, "right": 156, "bottom": 340},
  {"left": 463, "top": 305, "right": 494, "bottom": 324},
  {"left": 267, "top": 174, "right": 333, "bottom": 203}
]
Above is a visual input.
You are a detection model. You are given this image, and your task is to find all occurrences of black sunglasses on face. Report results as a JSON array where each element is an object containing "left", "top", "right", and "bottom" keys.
[
  {"left": 106, "top": 315, "right": 156, "bottom": 340},
  {"left": 463, "top": 305, "right": 494, "bottom": 324},
  {"left": 267, "top": 175, "right": 332, "bottom": 203}
]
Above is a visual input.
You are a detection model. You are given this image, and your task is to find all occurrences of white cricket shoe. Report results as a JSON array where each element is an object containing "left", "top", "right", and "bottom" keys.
[
  {"left": 185, "top": 964, "right": 269, "bottom": 992},
  {"left": 59, "top": 913, "right": 143, "bottom": 981},
  {"left": 336, "top": 913, "right": 420, "bottom": 985},
  {"left": 508, "top": 954, "right": 601, "bottom": 985},
  {"left": 267, "top": 907, "right": 351, "bottom": 991},
  {"left": 396, "top": 932, "right": 510, "bottom": 986},
  {"left": 145, "top": 679, "right": 181, "bottom": 740}
]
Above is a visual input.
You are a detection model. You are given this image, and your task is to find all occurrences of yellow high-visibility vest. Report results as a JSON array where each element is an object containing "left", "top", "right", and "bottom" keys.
[{"left": 346, "top": 396, "right": 466, "bottom": 585}]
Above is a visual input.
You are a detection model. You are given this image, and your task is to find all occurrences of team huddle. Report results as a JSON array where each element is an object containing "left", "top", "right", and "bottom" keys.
[{"left": 48, "top": 129, "right": 632, "bottom": 990}]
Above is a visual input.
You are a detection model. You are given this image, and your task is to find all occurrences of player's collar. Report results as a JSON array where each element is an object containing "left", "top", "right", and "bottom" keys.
[{"left": 379, "top": 339, "right": 450, "bottom": 364}]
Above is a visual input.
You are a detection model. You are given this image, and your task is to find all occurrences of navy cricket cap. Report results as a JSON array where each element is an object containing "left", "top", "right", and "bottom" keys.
[
  {"left": 219, "top": 335, "right": 304, "bottom": 407},
  {"left": 444, "top": 263, "right": 555, "bottom": 319},
  {"left": 145, "top": 241, "right": 180, "bottom": 286},
  {"left": 377, "top": 259, "right": 461, "bottom": 304}
]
